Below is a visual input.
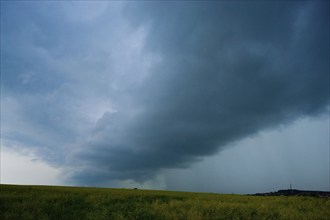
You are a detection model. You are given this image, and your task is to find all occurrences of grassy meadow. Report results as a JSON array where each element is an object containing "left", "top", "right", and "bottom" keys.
[{"left": 1, "top": 184, "right": 329, "bottom": 220}]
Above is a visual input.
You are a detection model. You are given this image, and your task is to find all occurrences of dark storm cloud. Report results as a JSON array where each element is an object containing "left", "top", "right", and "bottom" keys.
[{"left": 67, "top": 1, "right": 329, "bottom": 184}]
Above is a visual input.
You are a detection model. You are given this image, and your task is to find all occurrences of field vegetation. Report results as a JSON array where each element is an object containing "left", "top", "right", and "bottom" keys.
[{"left": 1, "top": 184, "right": 329, "bottom": 220}]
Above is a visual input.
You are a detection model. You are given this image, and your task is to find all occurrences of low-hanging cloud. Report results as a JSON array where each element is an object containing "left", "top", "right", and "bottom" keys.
[
  {"left": 67, "top": 1, "right": 329, "bottom": 185},
  {"left": 1, "top": 1, "right": 329, "bottom": 186}
]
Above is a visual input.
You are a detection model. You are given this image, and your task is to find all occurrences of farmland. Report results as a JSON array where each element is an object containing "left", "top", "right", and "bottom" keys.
[{"left": 1, "top": 184, "right": 329, "bottom": 220}]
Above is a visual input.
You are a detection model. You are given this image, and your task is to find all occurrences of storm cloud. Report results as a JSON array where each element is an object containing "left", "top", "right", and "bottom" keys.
[
  {"left": 1, "top": 1, "right": 329, "bottom": 187},
  {"left": 67, "top": 1, "right": 329, "bottom": 184}
]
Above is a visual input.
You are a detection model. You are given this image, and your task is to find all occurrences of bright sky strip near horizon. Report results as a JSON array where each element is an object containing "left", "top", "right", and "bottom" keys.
[{"left": 0, "top": 1, "right": 329, "bottom": 194}]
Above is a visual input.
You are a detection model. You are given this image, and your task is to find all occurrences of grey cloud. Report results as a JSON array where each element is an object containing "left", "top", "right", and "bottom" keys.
[
  {"left": 67, "top": 1, "right": 329, "bottom": 185},
  {"left": 1, "top": 1, "right": 328, "bottom": 187},
  {"left": 1, "top": 1, "right": 132, "bottom": 162}
]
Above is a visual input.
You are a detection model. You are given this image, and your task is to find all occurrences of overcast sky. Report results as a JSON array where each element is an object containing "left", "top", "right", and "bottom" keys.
[{"left": 1, "top": 1, "right": 329, "bottom": 194}]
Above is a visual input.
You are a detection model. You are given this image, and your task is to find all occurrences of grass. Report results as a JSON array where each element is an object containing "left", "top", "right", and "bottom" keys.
[{"left": 1, "top": 184, "right": 329, "bottom": 220}]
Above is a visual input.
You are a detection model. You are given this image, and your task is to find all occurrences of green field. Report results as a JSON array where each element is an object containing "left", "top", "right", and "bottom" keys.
[{"left": 1, "top": 184, "right": 329, "bottom": 220}]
